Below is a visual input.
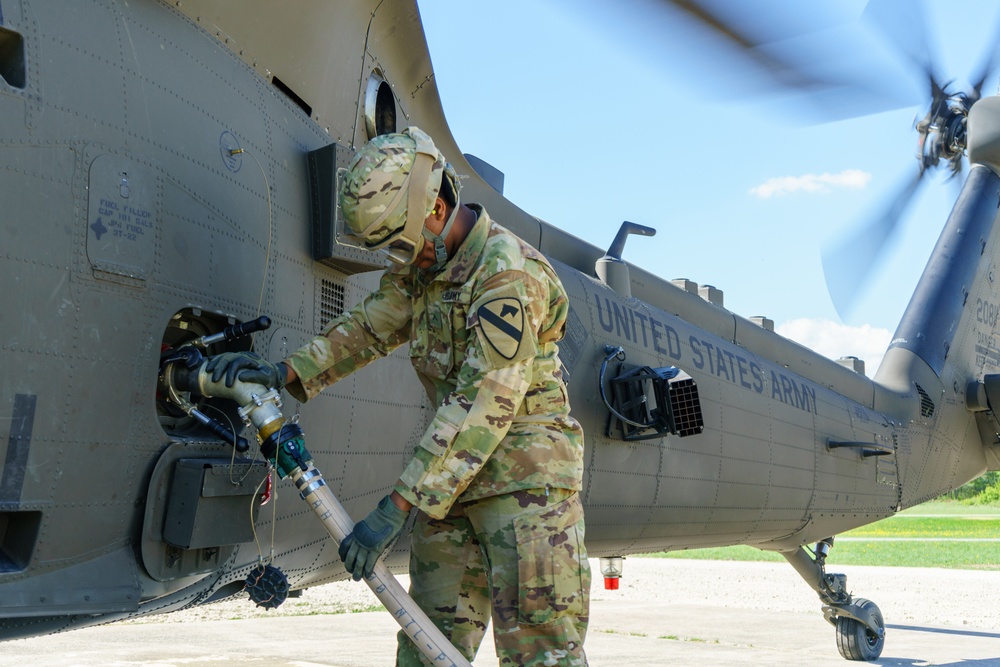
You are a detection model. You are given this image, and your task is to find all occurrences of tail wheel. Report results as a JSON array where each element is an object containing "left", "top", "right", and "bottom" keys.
[{"left": 836, "top": 597, "right": 885, "bottom": 661}]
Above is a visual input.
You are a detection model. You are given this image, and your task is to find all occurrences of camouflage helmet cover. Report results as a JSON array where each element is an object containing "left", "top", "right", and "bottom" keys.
[{"left": 340, "top": 127, "right": 459, "bottom": 258}]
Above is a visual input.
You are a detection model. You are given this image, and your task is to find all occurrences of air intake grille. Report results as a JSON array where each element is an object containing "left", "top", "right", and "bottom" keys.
[
  {"left": 669, "top": 375, "right": 705, "bottom": 437},
  {"left": 915, "top": 383, "right": 935, "bottom": 418},
  {"left": 319, "top": 278, "right": 345, "bottom": 330}
]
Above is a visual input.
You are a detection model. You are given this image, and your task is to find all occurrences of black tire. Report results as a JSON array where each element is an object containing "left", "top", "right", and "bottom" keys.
[{"left": 836, "top": 597, "right": 885, "bottom": 661}]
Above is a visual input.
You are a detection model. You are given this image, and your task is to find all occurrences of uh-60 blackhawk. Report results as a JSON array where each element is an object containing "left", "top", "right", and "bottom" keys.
[{"left": 1, "top": 0, "right": 999, "bottom": 662}]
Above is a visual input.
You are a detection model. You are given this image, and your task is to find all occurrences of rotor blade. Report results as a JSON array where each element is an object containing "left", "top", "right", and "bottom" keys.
[
  {"left": 664, "top": 0, "right": 848, "bottom": 92},
  {"left": 567, "top": 0, "right": 917, "bottom": 123},
  {"left": 822, "top": 168, "right": 926, "bottom": 320},
  {"left": 862, "top": 0, "right": 938, "bottom": 90},
  {"left": 969, "top": 9, "right": 1000, "bottom": 99},
  {"left": 666, "top": 0, "right": 919, "bottom": 118}
]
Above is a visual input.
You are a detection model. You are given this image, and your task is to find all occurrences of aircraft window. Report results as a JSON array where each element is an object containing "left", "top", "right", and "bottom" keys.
[
  {"left": 0, "top": 26, "right": 25, "bottom": 89},
  {"left": 364, "top": 70, "right": 396, "bottom": 139}
]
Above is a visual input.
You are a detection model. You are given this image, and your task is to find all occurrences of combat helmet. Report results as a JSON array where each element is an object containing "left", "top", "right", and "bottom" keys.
[{"left": 340, "top": 127, "right": 461, "bottom": 267}]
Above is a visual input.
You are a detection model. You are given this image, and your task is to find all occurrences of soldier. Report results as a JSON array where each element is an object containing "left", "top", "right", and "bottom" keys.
[{"left": 207, "top": 127, "right": 589, "bottom": 666}]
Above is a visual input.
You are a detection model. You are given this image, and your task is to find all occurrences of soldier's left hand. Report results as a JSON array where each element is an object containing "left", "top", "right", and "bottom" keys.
[{"left": 339, "top": 495, "right": 409, "bottom": 581}]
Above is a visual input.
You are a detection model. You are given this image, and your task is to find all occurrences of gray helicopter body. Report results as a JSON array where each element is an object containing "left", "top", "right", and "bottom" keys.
[{"left": 0, "top": 0, "right": 997, "bottom": 659}]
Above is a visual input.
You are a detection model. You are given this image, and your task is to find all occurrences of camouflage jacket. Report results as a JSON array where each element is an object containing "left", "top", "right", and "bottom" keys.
[{"left": 284, "top": 206, "right": 584, "bottom": 519}]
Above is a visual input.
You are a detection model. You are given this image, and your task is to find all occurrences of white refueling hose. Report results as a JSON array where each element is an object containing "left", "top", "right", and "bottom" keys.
[{"left": 190, "top": 367, "right": 472, "bottom": 667}]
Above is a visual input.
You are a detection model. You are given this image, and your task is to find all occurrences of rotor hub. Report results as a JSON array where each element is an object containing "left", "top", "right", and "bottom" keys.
[{"left": 917, "top": 90, "right": 971, "bottom": 176}]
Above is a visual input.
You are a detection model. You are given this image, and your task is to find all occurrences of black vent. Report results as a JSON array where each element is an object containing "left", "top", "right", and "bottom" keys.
[
  {"left": 608, "top": 365, "right": 704, "bottom": 441},
  {"left": 668, "top": 374, "right": 705, "bottom": 437},
  {"left": 915, "top": 383, "right": 935, "bottom": 418},
  {"left": 272, "top": 76, "right": 312, "bottom": 117},
  {"left": 319, "top": 278, "right": 345, "bottom": 329}
]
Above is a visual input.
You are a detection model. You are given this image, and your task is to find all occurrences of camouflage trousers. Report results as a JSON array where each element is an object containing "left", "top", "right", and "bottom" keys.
[{"left": 396, "top": 488, "right": 591, "bottom": 667}]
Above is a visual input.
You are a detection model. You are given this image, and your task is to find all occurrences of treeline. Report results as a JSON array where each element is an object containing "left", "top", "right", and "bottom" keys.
[{"left": 942, "top": 471, "right": 1000, "bottom": 505}]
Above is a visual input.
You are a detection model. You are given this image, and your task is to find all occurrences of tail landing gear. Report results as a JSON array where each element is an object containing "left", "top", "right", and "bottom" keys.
[
  {"left": 781, "top": 538, "right": 886, "bottom": 661},
  {"left": 835, "top": 597, "right": 885, "bottom": 661}
]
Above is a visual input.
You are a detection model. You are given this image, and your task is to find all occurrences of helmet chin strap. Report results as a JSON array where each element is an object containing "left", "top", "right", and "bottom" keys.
[{"left": 422, "top": 193, "right": 461, "bottom": 272}]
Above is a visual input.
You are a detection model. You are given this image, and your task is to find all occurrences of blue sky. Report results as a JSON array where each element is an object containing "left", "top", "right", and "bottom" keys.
[{"left": 417, "top": 1, "right": 1000, "bottom": 373}]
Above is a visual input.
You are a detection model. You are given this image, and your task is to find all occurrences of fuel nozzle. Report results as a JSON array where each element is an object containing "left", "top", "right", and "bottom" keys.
[
  {"left": 257, "top": 418, "right": 311, "bottom": 478},
  {"left": 158, "top": 346, "right": 250, "bottom": 452},
  {"left": 190, "top": 367, "right": 313, "bottom": 478}
]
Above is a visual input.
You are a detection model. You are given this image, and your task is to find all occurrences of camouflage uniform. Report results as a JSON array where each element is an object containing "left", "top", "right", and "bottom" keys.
[{"left": 284, "top": 206, "right": 590, "bottom": 666}]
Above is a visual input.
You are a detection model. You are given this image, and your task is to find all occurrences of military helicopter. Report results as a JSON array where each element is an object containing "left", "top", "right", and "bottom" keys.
[{"left": 1, "top": 0, "right": 998, "bottom": 662}]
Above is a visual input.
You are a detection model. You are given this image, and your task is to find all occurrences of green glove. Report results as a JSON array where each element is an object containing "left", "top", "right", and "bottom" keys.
[
  {"left": 204, "top": 351, "right": 287, "bottom": 389},
  {"left": 339, "top": 495, "right": 409, "bottom": 581}
]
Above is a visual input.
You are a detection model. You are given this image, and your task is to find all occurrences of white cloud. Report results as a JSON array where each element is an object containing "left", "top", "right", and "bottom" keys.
[
  {"left": 776, "top": 318, "right": 891, "bottom": 378},
  {"left": 749, "top": 169, "right": 872, "bottom": 198}
]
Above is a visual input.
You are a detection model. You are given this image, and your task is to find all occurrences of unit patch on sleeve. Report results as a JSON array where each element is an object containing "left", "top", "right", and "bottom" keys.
[{"left": 477, "top": 297, "right": 524, "bottom": 360}]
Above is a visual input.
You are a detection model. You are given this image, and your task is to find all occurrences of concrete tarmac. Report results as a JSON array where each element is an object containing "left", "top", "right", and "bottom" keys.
[{"left": 5, "top": 559, "right": 1000, "bottom": 666}]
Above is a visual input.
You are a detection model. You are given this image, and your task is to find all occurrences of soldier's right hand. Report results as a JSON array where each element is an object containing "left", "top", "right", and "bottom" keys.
[{"left": 204, "top": 351, "right": 287, "bottom": 389}]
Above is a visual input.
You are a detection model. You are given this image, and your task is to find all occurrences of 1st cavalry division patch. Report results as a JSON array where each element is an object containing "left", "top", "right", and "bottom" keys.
[{"left": 477, "top": 297, "right": 524, "bottom": 360}]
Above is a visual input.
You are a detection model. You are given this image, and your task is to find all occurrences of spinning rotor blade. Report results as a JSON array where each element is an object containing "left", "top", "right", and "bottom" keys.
[
  {"left": 664, "top": 0, "right": 846, "bottom": 92},
  {"left": 822, "top": 168, "right": 925, "bottom": 320},
  {"left": 823, "top": 0, "right": 997, "bottom": 321},
  {"left": 862, "top": 0, "right": 938, "bottom": 92},
  {"left": 969, "top": 11, "right": 1000, "bottom": 100},
  {"left": 576, "top": 1, "right": 994, "bottom": 320},
  {"left": 577, "top": 0, "right": 916, "bottom": 122}
]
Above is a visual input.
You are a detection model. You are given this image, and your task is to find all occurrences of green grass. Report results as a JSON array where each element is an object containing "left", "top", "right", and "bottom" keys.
[
  {"left": 650, "top": 500, "right": 1000, "bottom": 570},
  {"left": 900, "top": 499, "right": 1000, "bottom": 516},
  {"left": 845, "top": 517, "right": 1000, "bottom": 539}
]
